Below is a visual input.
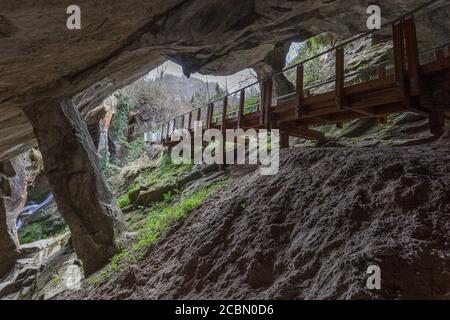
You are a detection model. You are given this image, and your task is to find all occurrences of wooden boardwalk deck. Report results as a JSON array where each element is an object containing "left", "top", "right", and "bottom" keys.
[{"left": 151, "top": 14, "right": 450, "bottom": 149}]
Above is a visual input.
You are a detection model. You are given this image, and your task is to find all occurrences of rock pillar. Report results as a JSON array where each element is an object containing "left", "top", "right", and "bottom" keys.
[
  {"left": 0, "top": 156, "right": 28, "bottom": 278},
  {"left": 23, "top": 98, "right": 124, "bottom": 276},
  {"left": 253, "top": 42, "right": 295, "bottom": 97}
]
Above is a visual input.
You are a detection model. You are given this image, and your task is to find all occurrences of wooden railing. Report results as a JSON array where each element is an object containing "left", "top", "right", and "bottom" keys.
[{"left": 148, "top": 0, "right": 449, "bottom": 145}]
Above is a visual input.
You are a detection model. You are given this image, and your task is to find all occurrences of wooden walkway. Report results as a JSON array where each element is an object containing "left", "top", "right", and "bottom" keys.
[{"left": 151, "top": 12, "right": 450, "bottom": 149}]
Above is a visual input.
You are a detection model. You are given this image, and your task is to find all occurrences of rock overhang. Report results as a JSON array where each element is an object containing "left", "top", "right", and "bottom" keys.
[{"left": 0, "top": 0, "right": 449, "bottom": 161}]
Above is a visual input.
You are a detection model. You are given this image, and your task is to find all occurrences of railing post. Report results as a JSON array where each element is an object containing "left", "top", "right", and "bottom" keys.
[
  {"left": 403, "top": 16, "right": 421, "bottom": 97},
  {"left": 206, "top": 103, "right": 214, "bottom": 129},
  {"left": 180, "top": 114, "right": 185, "bottom": 130},
  {"left": 221, "top": 96, "right": 228, "bottom": 131},
  {"left": 259, "top": 83, "right": 265, "bottom": 125},
  {"left": 377, "top": 66, "right": 386, "bottom": 79},
  {"left": 259, "top": 80, "right": 273, "bottom": 128},
  {"left": 264, "top": 79, "right": 273, "bottom": 130},
  {"left": 161, "top": 123, "right": 165, "bottom": 143},
  {"left": 238, "top": 89, "right": 245, "bottom": 128},
  {"left": 280, "top": 133, "right": 289, "bottom": 149},
  {"left": 187, "top": 112, "right": 192, "bottom": 131},
  {"left": 393, "top": 21, "right": 406, "bottom": 99},
  {"left": 221, "top": 97, "right": 228, "bottom": 166},
  {"left": 295, "top": 64, "right": 304, "bottom": 118},
  {"left": 165, "top": 121, "right": 170, "bottom": 141},
  {"left": 196, "top": 108, "right": 201, "bottom": 126},
  {"left": 335, "top": 46, "right": 345, "bottom": 110}
]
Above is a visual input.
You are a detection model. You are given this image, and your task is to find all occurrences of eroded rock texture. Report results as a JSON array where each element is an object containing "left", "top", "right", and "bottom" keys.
[
  {"left": 0, "top": 155, "right": 28, "bottom": 278},
  {"left": 253, "top": 42, "right": 295, "bottom": 96},
  {"left": 64, "top": 132, "right": 450, "bottom": 300},
  {"left": 1, "top": 0, "right": 449, "bottom": 161},
  {"left": 23, "top": 98, "right": 124, "bottom": 276}
]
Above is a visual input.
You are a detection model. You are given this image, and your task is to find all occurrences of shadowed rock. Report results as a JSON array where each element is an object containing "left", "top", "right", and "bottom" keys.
[
  {"left": 23, "top": 98, "right": 124, "bottom": 276},
  {"left": 253, "top": 42, "right": 296, "bottom": 96},
  {"left": 0, "top": 156, "right": 28, "bottom": 279}
]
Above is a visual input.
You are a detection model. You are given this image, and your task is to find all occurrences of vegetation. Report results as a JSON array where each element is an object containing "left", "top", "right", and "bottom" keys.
[
  {"left": 114, "top": 154, "right": 193, "bottom": 209},
  {"left": 128, "top": 154, "right": 192, "bottom": 193},
  {"left": 287, "top": 33, "right": 336, "bottom": 88},
  {"left": 125, "top": 136, "right": 145, "bottom": 163},
  {"left": 110, "top": 97, "right": 132, "bottom": 143},
  {"left": 19, "top": 221, "right": 69, "bottom": 245},
  {"left": 90, "top": 182, "right": 225, "bottom": 284},
  {"left": 116, "top": 194, "right": 131, "bottom": 209},
  {"left": 244, "top": 95, "right": 260, "bottom": 113}
]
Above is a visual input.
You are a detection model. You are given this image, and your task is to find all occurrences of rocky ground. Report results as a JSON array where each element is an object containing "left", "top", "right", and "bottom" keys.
[
  {"left": 0, "top": 232, "right": 82, "bottom": 300},
  {"left": 2, "top": 112, "right": 449, "bottom": 300},
  {"left": 61, "top": 128, "right": 450, "bottom": 300}
]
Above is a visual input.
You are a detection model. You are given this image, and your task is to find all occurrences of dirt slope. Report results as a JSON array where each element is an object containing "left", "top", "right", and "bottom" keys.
[{"left": 66, "top": 133, "right": 450, "bottom": 300}]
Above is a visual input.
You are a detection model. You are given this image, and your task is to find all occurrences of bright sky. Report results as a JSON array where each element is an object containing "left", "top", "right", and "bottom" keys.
[
  {"left": 147, "top": 61, "right": 257, "bottom": 93},
  {"left": 146, "top": 42, "right": 300, "bottom": 92}
]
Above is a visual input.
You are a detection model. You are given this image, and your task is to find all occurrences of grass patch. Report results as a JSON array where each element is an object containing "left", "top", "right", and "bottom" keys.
[
  {"left": 114, "top": 154, "right": 193, "bottom": 210},
  {"left": 128, "top": 154, "right": 193, "bottom": 193},
  {"left": 116, "top": 194, "right": 131, "bottom": 209},
  {"left": 90, "top": 182, "right": 225, "bottom": 284}
]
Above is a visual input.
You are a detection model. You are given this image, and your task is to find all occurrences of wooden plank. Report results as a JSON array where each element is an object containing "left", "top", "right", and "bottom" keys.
[
  {"left": 352, "top": 108, "right": 375, "bottom": 117},
  {"left": 344, "top": 75, "right": 396, "bottom": 96},
  {"left": 377, "top": 66, "right": 386, "bottom": 79},
  {"left": 280, "top": 133, "right": 289, "bottom": 149},
  {"left": 428, "top": 110, "right": 445, "bottom": 137},
  {"left": 303, "top": 91, "right": 335, "bottom": 105},
  {"left": 378, "top": 117, "right": 387, "bottom": 124},
  {"left": 403, "top": 16, "right": 421, "bottom": 97},
  {"left": 335, "top": 46, "right": 345, "bottom": 109},
  {"left": 279, "top": 124, "right": 325, "bottom": 140},
  {"left": 435, "top": 49, "right": 445, "bottom": 63},
  {"left": 238, "top": 89, "right": 245, "bottom": 128},
  {"left": 349, "top": 89, "right": 401, "bottom": 109},
  {"left": 295, "top": 64, "right": 304, "bottom": 117}
]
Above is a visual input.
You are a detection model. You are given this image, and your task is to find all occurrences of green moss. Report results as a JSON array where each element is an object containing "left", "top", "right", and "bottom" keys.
[
  {"left": 127, "top": 154, "right": 193, "bottom": 194},
  {"left": 125, "top": 136, "right": 145, "bottom": 163},
  {"left": 50, "top": 274, "right": 62, "bottom": 286},
  {"left": 19, "top": 222, "right": 68, "bottom": 245},
  {"left": 244, "top": 95, "right": 260, "bottom": 113},
  {"left": 89, "top": 182, "right": 225, "bottom": 284},
  {"left": 110, "top": 97, "right": 131, "bottom": 142},
  {"left": 116, "top": 194, "right": 131, "bottom": 208}
]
